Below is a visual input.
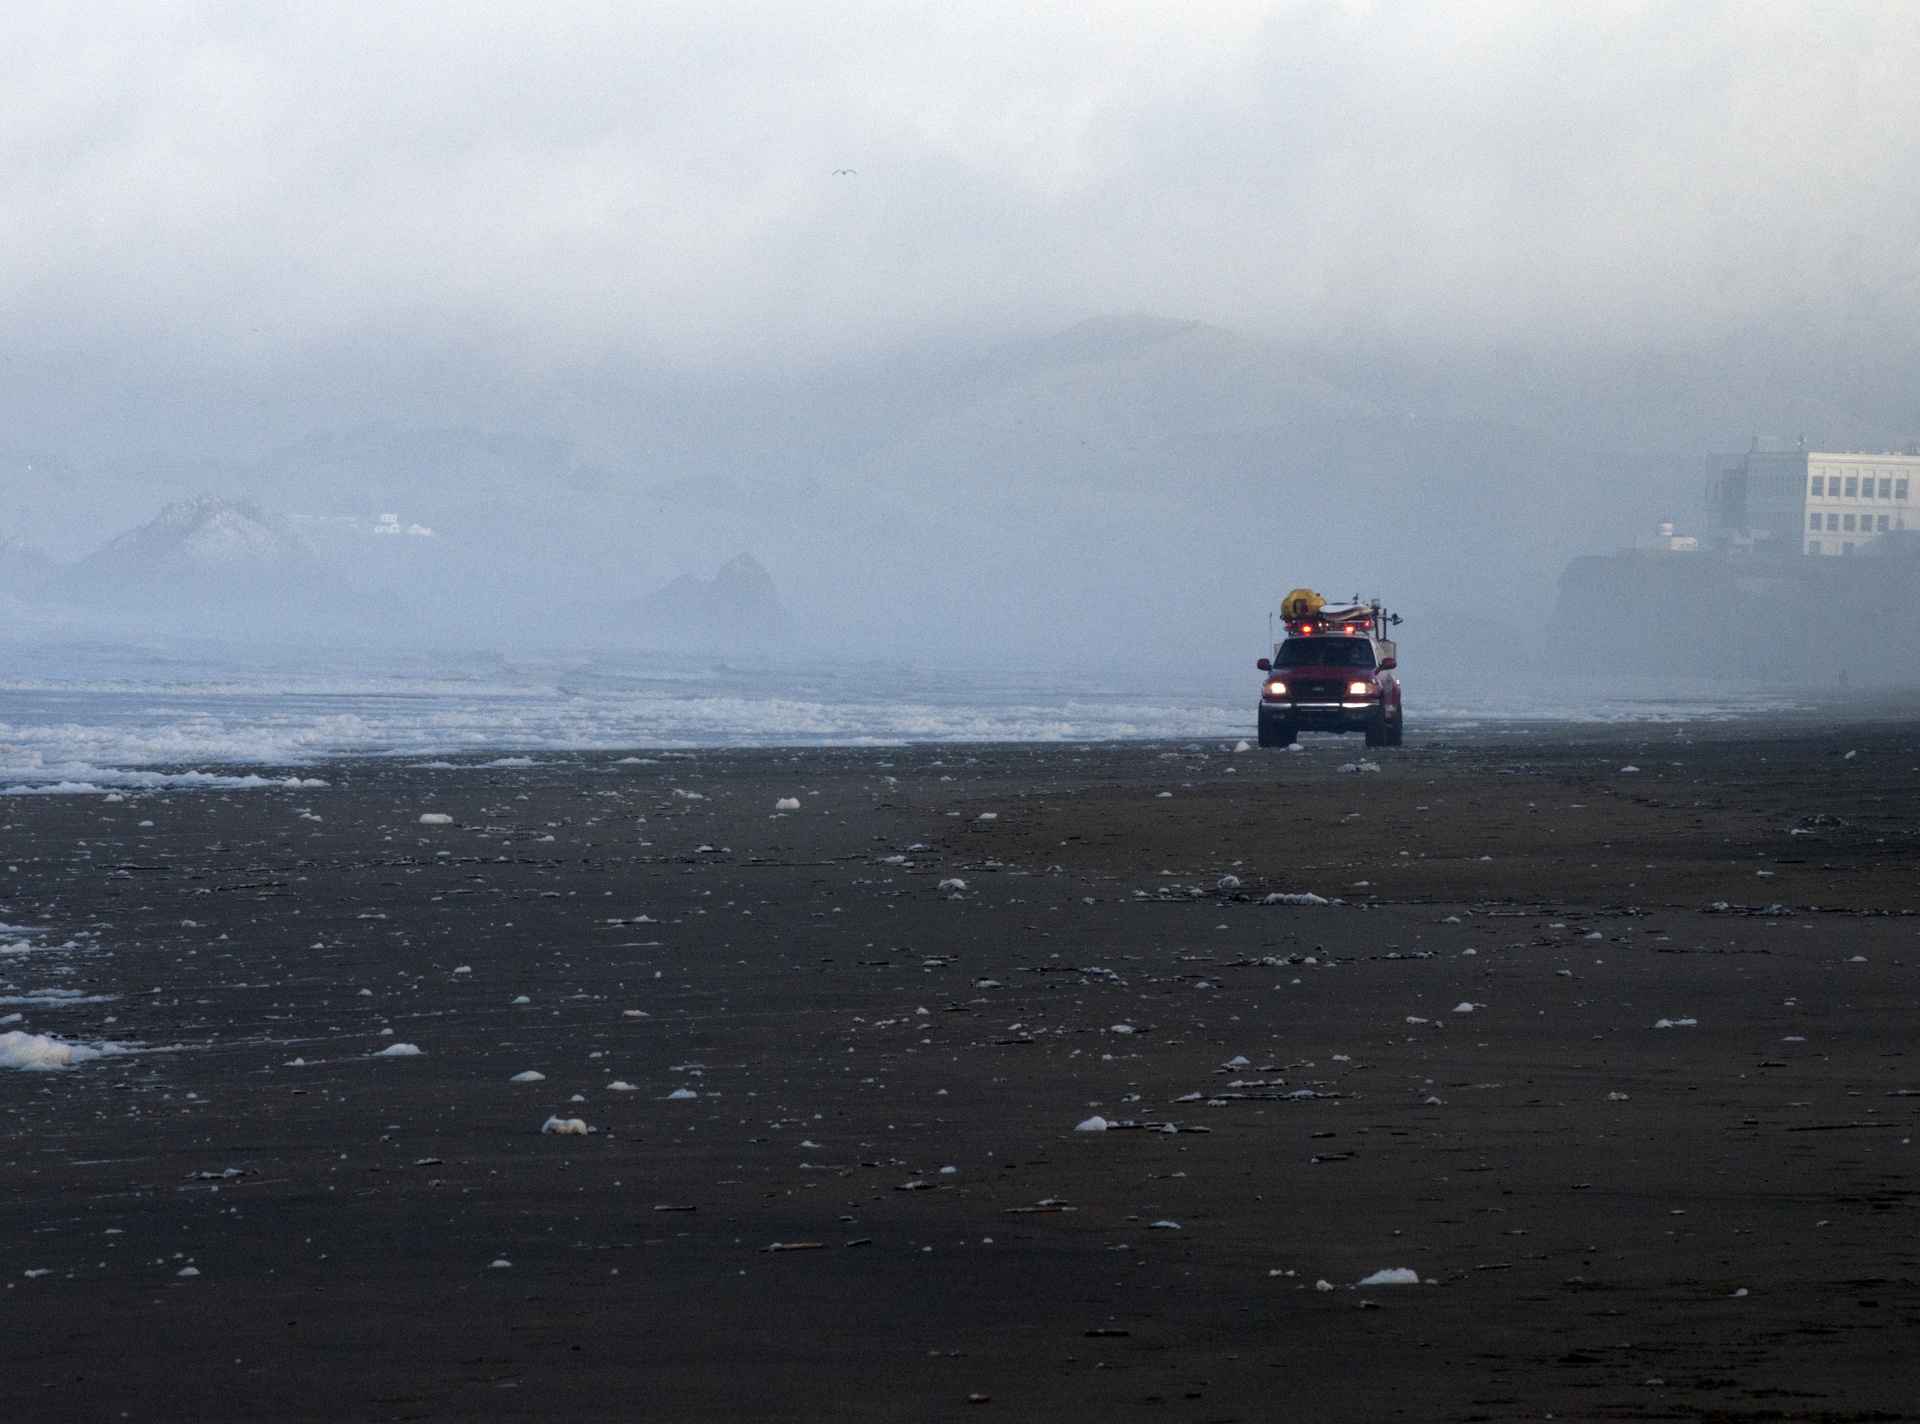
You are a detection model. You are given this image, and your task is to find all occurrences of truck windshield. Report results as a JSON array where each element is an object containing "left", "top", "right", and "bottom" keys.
[{"left": 1276, "top": 638, "right": 1375, "bottom": 668}]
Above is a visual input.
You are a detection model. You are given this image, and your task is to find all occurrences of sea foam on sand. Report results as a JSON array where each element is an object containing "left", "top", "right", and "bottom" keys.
[{"left": 0, "top": 1029, "right": 127, "bottom": 1070}]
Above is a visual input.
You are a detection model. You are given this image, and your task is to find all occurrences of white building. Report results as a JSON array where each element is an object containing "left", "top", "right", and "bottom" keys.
[
  {"left": 1801, "top": 453, "right": 1914, "bottom": 556},
  {"left": 1711, "top": 442, "right": 1918, "bottom": 556}
]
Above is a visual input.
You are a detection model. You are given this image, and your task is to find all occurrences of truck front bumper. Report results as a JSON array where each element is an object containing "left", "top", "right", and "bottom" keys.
[{"left": 1261, "top": 700, "right": 1380, "bottom": 732}]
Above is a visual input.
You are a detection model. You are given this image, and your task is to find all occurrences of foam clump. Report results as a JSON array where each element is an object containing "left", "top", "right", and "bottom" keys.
[
  {"left": 775, "top": 797, "right": 801, "bottom": 811},
  {"left": 1356, "top": 1268, "right": 1421, "bottom": 1286},
  {"left": 542, "top": 1116, "right": 591, "bottom": 1136},
  {"left": 0, "top": 1030, "right": 123, "bottom": 1070},
  {"left": 418, "top": 813, "right": 453, "bottom": 825},
  {"left": 374, "top": 1042, "right": 424, "bottom": 1056}
]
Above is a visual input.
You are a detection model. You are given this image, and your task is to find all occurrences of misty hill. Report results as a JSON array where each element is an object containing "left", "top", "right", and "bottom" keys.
[
  {"left": 558, "top": 554, "right": 790, "bottom": 652},
  {"left": 40, "top": 495, "right": 386, "bottom": 635},
  {"left": 1546, "top": 539, "right": 1920, "bottom": 684},
  {"left": 66, "top": 494, "right": 323, "bottom": 590}
]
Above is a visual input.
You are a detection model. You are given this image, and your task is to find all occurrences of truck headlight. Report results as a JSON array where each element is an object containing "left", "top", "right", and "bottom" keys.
[
  {"left": 1348, "top": 681, "right": 1373, "bottom": 696},
  {"left": 1265, "top": 680, "right": 1287, "bottom": 696}
]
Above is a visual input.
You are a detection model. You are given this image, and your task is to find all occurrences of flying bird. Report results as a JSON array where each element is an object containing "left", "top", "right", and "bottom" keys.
[{"left": 833, "top": 169, "right": 857, "bottom": 176}]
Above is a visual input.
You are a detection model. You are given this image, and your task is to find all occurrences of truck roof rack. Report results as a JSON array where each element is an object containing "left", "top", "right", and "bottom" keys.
[{"left": 1279, "top": 593, "right": 1401, "bottom": 640}]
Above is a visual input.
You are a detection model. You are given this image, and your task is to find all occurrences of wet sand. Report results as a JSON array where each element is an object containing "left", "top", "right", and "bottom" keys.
[{"left": 3, "top": 715, "right": 1918, "bottom": 1421}]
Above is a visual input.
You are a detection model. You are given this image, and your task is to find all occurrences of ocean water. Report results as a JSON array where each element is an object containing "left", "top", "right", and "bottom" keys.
[{"left": 0, "top": 640, "right": 1800, "bottom": 791}]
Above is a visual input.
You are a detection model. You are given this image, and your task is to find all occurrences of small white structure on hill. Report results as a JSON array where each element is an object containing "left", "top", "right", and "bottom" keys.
[{"left": 373, "top": 513, "right": 432, "bottom": 537}]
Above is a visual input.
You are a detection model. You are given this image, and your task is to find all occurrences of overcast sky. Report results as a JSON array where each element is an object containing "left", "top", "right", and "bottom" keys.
[{"left": 4, "top": 0, "right": 1917, "bottom": 432}]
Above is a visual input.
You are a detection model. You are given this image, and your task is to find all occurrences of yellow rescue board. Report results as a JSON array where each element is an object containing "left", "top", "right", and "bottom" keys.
[{"left": 1280, "top": 588, "right": 1325, "bottom": 621}]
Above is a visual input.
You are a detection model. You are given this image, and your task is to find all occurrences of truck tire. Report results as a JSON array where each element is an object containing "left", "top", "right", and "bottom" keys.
[
  {"left": 1387, "top": 709, "right": 1404, "bottom": 746},
  {"left": 1257, "top": 712, "right": 1296, "bottom": 748},
  {"left": 1364, "top": 709, "right": 1390, "bottom": 747}
]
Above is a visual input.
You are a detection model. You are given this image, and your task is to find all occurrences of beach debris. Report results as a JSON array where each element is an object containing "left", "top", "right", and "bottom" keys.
[
  {"left": 176, "top": 1266, "right": 200, "bottom": 1277},
  {"left": 1155, "top": 791, "right": 1173, "bottom": 798},
  {"left": 513, "top": 995, "right": 531, "bottom": 1005},
  {"left": 968, "top": 1394, "right": 990, "bottom": 1404},
  {"left": 1110, "top": 1023, "right": 1134, "bottom": 1034},
  {"left": 1147, "top": 1219, "right": 1180, "bottom": 1230},
  {"left": 1263, "top": 892, "right": 1328, "bottom": 906},
  {"left": 454, "top": 965, "right": 471, "bottom": 975},
  {"left": 665, "top": 1087, "right": 697, "bottom": 1100},
  {"left": 490, "top": 1258, "right": 512, "bottom": 1268},
  {"left": 373, "top": 1043, "right": 424, "bottom": 1056},
  {"left": 1223, "top": 1055, "right": 1250, "bottom": 1069},
  {"left": 1075, "top": 1115, "right": 1110, "bottom": 1132},
  {"left": 1652, "top": 1017, "right": 1698, "bottom": 1029},
  {"left": 1732, "top": 1287, "right": 1748, "bottom": 1297},
  {"left": 1606, "top": 1091, "right": 1629, "bottom": 1101},
  {"left": 418, "top": 813, "right": 453, "bottom": 824},
  {"left": 1619, "top": 764, "right": 1640, "bottom": 772},
  {"left": 1315, "top": 1279, "right": 1335, "bottom": 1292},
  {"left": 977, "top": 812, "right": 998, "bottom": 820},
  {"left": 541, "top": 1116, "right": 591, "bottom": 1135},
  {"left": 608, "top": 1081, "right": 638, "bottom": 1091},
  {"left": 1216, "top": 875, "right": 1241, "bottom": 890},
  {"left": 775, "top": 797, "right": 801, "bottom": 811},
  {"left": 1234, "top": 739, "right": 1251, "bottom": 752},
  {"left": 509, "top": 1070, "right": 545, "bottom": 1082},
  {"left": 1452, "top": 1002, "right": 1477, "bottom": 1013},
  {"left": 1849, "top": 955, "right": 1867, "bottom": 963},
  {"left": 1336, "top": 761, "right": 1381, "bottom": 774},
  {"left": 760, "top": 1241, "right": 825, "bottom": 1252},
  {"left": 1356, "top": 1268, "right": 1420, "bottom": 1286},
  {"left": 938, "top": 878, "right": 968, "bottom": 892}
]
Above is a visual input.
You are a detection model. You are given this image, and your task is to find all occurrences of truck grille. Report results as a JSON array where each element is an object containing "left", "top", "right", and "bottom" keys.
[{"left": 1289, "top": 680, "right": 1350, "bottom": 703}]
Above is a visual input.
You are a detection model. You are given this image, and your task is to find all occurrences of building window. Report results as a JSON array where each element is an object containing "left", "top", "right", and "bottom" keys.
[
  {"left": 1845, "top": 476, "right": 1859, "bottom": 497},
  {"left": 1881, "top": 478, "right": 1894, "bottom": 498},
  {"left": 1844, "top": 514, "right": 1856, "bottom": 531},
  {"left": 1827, "top": 513, "right": 1840, "bottom": 530},
  {"left": 1810, "top": 475, "right": 1824, "bottom": 496},
  {"left": 1809, "top": 511, "right": 1822, "bottom": 529},
  {"left": 1878, "top": 515, "right": 1891, "bottom": 532},
  {"left": 1899, "top": 478, "right": 1910, "bottom": 500}
]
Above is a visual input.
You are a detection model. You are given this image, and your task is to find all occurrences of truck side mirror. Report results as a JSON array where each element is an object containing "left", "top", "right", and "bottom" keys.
[
  {"left": 1378, "top": 657, "right": 1396, "bottom": 670},
  {"left": 1256, "top": 658, "right": 1271, "bottom": 671}
]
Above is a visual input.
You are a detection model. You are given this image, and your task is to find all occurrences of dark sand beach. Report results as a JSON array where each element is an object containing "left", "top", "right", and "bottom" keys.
[{"left": 4, "top": 715, "right": 1918, "bottom": 1421}]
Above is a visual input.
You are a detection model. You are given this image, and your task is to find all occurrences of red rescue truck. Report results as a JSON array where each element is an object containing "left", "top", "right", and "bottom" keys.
[{"left": 1256, "top": 589, "right": 1403, "bottom": 748}]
